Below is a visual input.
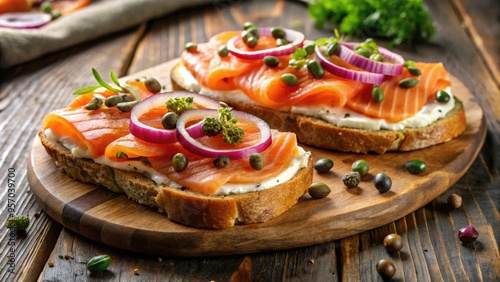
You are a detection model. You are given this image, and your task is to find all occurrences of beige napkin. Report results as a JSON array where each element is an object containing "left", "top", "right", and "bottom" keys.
[{"left": 0, "top": 0, "right": 217, "bottom": 68}]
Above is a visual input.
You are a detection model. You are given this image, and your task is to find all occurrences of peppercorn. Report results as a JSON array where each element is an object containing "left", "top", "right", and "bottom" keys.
[
  {"left": 447, "top": 193, "right": 462, "bottom": 210},
  {"left": 213, "top": 155, "right": 230, "bottom": 168},
  {"left": 376, "top": 259, "right": 396, "bottom": 280},
  {"left": 383, "top": 233, "right": 403, "bottom": 253},
  {"left": 342, "top": 171, "right": 361, "bottom": 188}
]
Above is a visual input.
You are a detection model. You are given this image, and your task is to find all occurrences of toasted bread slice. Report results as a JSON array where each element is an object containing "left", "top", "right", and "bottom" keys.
[
  {"left": 171, "top": 63, "right": 466, "bottom": 154},
  {"left": 39, "top": 130, "right": 313, "bottom": 229}
]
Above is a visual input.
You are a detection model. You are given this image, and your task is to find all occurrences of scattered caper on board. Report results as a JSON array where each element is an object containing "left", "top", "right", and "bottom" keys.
[
  {"left": 145, "top": 77, "right": 161, "bottom": 94},
  {"left": 405, "top": 159, "right": 427, "bottom": 174},
  {"left": 308, "top": 182, "right": 331, "bottom": 199},
  {"left": 374, "top": 173, "right": 392, "bottom": 193},
  {"left": 314, "top": 158, "right": 333, "bottom": 173},
  {"left": 376, "top": 258, "right": 396, "bottom": 280},
  {"left": 86, "top": 255, "right": 111, "bottom": 274},
  {"left": 351, "top": 159, "right": 369, "bottom": 176}
]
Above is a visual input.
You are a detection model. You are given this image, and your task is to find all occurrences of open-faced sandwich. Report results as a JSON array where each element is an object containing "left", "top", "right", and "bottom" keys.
[
  {"left": 171, "top": 24, "right": 466, "bottom": 154},
  {"left": 39, "top": 74, "right": 313, "bottom": 229}
]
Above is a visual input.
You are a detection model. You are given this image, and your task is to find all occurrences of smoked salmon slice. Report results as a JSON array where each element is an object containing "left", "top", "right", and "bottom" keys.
[{"left": 346, "top": 62, "right": 450, "bottom": 122}]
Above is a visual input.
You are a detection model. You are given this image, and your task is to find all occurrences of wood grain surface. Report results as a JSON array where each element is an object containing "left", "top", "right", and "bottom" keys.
[{"left": 27, "top": 59, "right": 486, "bottom": 256}]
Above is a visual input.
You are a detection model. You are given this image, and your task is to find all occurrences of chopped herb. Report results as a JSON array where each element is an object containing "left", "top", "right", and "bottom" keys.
[
  {"left": 218, "top": 106, "right": 244, "bottom": 145},
  {"left": 165, "top": 96, "right": 197, "bottom": 115}
]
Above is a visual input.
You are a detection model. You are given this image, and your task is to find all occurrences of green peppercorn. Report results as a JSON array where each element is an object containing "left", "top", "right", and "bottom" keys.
[
  {"left": 105, "top": 95, "right": 123, "bottom": 107},
  {"left": 399, "top": 78, "right": 419, "bottom": 88},
  {"left": 308, "top": 182, "right": 331, "bottom": 199},
  {"left": 5, "top": 215, "right": 29, "bottom": 232},
  {"left": 304, "top": 43, "right": 316, "bottom": 55},
  {"left": 245, "top": 36, "right": 258, "bottom": 48},
  {"left": 218, "top": 45, "right": 229, "bottom": 57},
  {"left": 436, "top": 90, "right": 451, "bottom": 103},
  {"left": 376, "top": 259, "right": 396, "bottom": 280},
  {"left": 276, "top": 38, "right": 288, "bottom": 47},
  {"left": 325, "top": 42, "right": 339, "bottom": 56},
  {"left": 374, "top": 173, "right": 392, "bottom": 193},
  {"left": 342, "top": 171, "right": 361, "bottom": 188},
  {"left": 408, "top": 66, "right": 422, "bottom": 76},
  {"left": 249, "top": 153, "right": 264, "bottom": 170},
  {"left": 307, "top": 60, "right": 324, "bottom": 79},
  {"left": 86, "top": 255, "right": 111, "bottom": 274},
  {"left": 145, "top": 77, "right": 162, "bottom": 94},
  {"left": 185, "top": 42, "right": 198, "bottom": 53},
  {"left": 271, "top": 27, "right": 286, "bottom": 39},
  {"left": 119, "top": 93, "right": 134, "bottom": 102},
  {"left": 369, "top": 53, "right": 383, "bottom": 62},
  {"left": 86, "top": 97, "right": 103, "bottom": 110},
  {"left": 314, "top": 158, "right": 333, "bottom": 173},
  {"left": 41, "top": 2, "right": 52, "bottom": 13},
  {"left": 351, "top": 159, "right": 369, "bottom": 176},
  {"left": 161, "top": 112, "right": 178, "bottom": 130},
  {"left": 354, "top": 47, "right": 371, "bottom": 58},
  {"left": 264, "top": 56, "right": 280, "bottom": 67},
  {"left": 404, "top": 159, "right": 427, "bottom": 174},
  {"left": 213, "top": 155, "right": 231, "bottom": 168},
  {"left": 115, "top": 152, "right": 128, "bottom": 159},
  {"left": 242, "top": 22, "right": 255, "bottom": 30},
  {"left": 371, "top": 85, "right": 384, "bottom": 103},
  {"left": 281, "top": 73, "right": 298, "bottom": 86},
  {"left": 383, "top": 233, "right": 403, "bottom": 253},
  {"left": 172, "top": 153, "right": 188, "bottom": 172}
]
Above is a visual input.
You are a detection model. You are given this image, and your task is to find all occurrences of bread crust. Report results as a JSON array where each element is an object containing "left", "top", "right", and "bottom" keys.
[
  {"left": 171, "top": 63, "right": 466, "bottom": 154},
  {"left": 38, "top": 130, "right": 313, "bottom": 229}
]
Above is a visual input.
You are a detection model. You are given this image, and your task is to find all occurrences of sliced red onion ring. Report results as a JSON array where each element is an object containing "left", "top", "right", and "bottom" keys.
[
  {"left": 130, "top": 91, "right": 221, "bottom": 144},
  {"left": 177, "top": 109, "right": 272, "bottom": 160},
  {"left": 0, "top": 12, "right": 52, "bottom": 29},
  {"left": 338, "top": 42, "right": 404, "bottom": 76},
  {"left": 227, "top": 27, "right": 305, "bottom": 60},
  {"left": 314, "top": 45, "right": 385, "bottom": 85}
]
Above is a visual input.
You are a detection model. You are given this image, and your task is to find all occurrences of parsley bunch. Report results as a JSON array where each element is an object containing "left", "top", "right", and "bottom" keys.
[{"left": 309, "top": 0, "right": 435, "bottom": 46}]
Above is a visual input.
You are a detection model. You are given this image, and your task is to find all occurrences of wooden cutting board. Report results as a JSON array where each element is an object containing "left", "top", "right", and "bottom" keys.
[{"left": 27, "top": 60, "right": 486, "bottom": 257}]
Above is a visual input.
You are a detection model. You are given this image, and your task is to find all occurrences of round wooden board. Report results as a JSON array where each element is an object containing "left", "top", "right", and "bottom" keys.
[{"left": 27, "top": 60, "right": 486, "bottom": 257}]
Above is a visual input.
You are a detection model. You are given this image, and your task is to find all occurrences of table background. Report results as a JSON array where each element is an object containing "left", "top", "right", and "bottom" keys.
[{"left": 0, "top": 0, "right": 498, "bottom": 281}]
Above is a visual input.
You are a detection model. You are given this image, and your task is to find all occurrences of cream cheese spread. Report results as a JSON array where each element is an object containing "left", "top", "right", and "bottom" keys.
[
  {"left": 44, "top": 128, "right": 309, "bottom": 196},
  {"left": 176, "top": 65, "right": 455, "bottom": 131}
]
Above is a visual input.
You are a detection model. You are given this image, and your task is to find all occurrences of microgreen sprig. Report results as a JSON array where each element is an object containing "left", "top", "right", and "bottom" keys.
[{"left": 73, "top": 68, "right": 122, "bottom": 95}]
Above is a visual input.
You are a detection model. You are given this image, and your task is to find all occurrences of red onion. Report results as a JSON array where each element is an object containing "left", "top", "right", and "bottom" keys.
[
  {"left": 129, "top": 91, "right": 221, "bottom": 144},
  {"left": 176, "top": 109, "right": 272, "bottom": 160},
  {"left": 0, "top": 12, "right": 52, "bottom": 29},
  {"left": 314, "top": 45, "right": 385, "bottom": 85},
  {"left": 339, "top": 42, "right": 404, "bottom": 76},
  {"left": 227, "top": 27, "right": 305, "bottom": 60}
]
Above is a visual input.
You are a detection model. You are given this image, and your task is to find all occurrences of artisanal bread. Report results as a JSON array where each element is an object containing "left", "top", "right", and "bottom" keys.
[
  {"left": 38, "top": 130, "right": 313, "bottom": 229},
  {"left": 171, "top": 63, "right": 466, "bottom": 154}
]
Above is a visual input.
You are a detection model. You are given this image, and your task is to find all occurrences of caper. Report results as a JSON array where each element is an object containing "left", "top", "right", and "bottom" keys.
[
  {"left": 271, "top": 27, "right": 286, "bottom": 39},
  {"left": 213, "top": 155, "right": 230, "bottom": 168},
  {"left": 145, "top": 77, "right": 162, "bottom": 94},
  {"left": 408, "top": 66, "right": 422, "bottom": 76},
  {"left": 264, "top": 56, "right": 280, "bottom": 67},
  {"left": 376, "top": 259, "right": 396, "bottom": 280},
  {"left": 41, "top": 2, "right": 52, "bottom": 13},
  {"left": 342, "top": 171, "right": 361, "bottom": 188},
  {"left": 242, "top": 22, "right": 255, "bottom": 30},
  {"left": 304, "top": 43, "right": 316, "bottom": 55},
  {"left": 105, "top": 95, "right": 123, "bottom": 107},
  {"left": 447, "top": 193, "right": 462, "bottom": 210},
  {"left": 371, "top": 85, "right": 384, "bottom": 103},
  {"left": 246, "top": 26, "right": 260, "bottom": 38},
  {"left": 374, "top": 173, "right": 392, "bottom": 193},
  {"left": 86, "top": 254, "right": 111, "bottom": 274},
  {"left": 119, "top": 93, "right": 134, "bottom": 102},
  {"left": 354, "top": 47, "right": 371, "bottom": 58},
  {"left": 308, "top": 182, "right": 331, "bottom": 199},
  {"left": 116, "top": 101, "right": 137, "bottom": 112},
  {"left": 5, "top": 215, "right": 29, "bottom": 232},
  {"left": 351, "top": 159, "right": 369, "bottom": 176},
  {"left": 307, "top": 60, "right": 324, "bottom": 79},
  {"left": 436, "top": 90, "right": 451, "bottom": 103},
  {"left": 276, "top": 38, "right": 288, "bottom": 47},
  {"left": 218, "top": 45, "right": 229, "bottom": 57},
  {"left": 404, "top": 159, "right": 427, "bottom": 174},
  {"left": 161, "top": 112, "right": 178, "bottom": 129},
  {"left": 52, "top": 10, "right": 61, "bottom": 19},
  {"left": 245, "top": 36, "right": 258, "bottom": 48},
  {"left": 172, "top": 153, "right": 188, "bottom": 172},
  {"left": 369, "top": 53, "right": 383, "bottom": 62},
  {"left": 325, "top": 42, "right": 339, "bottom": 56},
  {"left": 185, "top": 42, "right": 198, "bottom": 53},
  {"left": 314, "top": 158, "right": 333, "bottom": 173},
  {"left": 383, "top": 233, "right": 403, "bottom": 253},
  {"left": 399, "top": 78, "right": 419, "bottom": 88},
  {"left": 280, "top": 73, "right": 298, "bottom": 86},
  {"left": 249, "top": 153, "right": 264, "bottom": 170},
  {"left": 86, "top": 97, "right": 103, "bottom": 110},
  {"left": 115, "top": 151, "right": 128, "bottom": 159}
]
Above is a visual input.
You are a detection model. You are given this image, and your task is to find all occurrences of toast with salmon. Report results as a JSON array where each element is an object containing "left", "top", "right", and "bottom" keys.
[
  {"left": 171, "top": 26, "right": 466, "bottom": 154},
  {"left": 39, "top": 78, "right": 313, "bottom": 229}
]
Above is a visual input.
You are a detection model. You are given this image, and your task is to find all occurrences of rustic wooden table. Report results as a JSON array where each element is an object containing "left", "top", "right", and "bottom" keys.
[{"left": 1, "top": 0, "right": 498, "bottom": 281}]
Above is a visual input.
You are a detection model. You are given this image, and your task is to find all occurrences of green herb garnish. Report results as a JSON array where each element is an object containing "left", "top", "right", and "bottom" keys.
[
  {"left": 73, "top": 69, "right": 123, "bottom": 95},
  {"left": 165, "top": 96, "right": 197, "bottom": 116},
  {"left": 203, "top": 105, "right": 244, "bottom": 145},
  {"left": 309, "top": 0, "right": 435, "bottom": 46}
]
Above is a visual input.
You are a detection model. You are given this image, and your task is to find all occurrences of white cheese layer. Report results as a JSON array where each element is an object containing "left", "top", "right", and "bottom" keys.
[
  {"left": 176, "top": 65, "right": 455, "bottom": 131},
  {"left": 43, "top": 129, "right": 309, "bottom": 196}
]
